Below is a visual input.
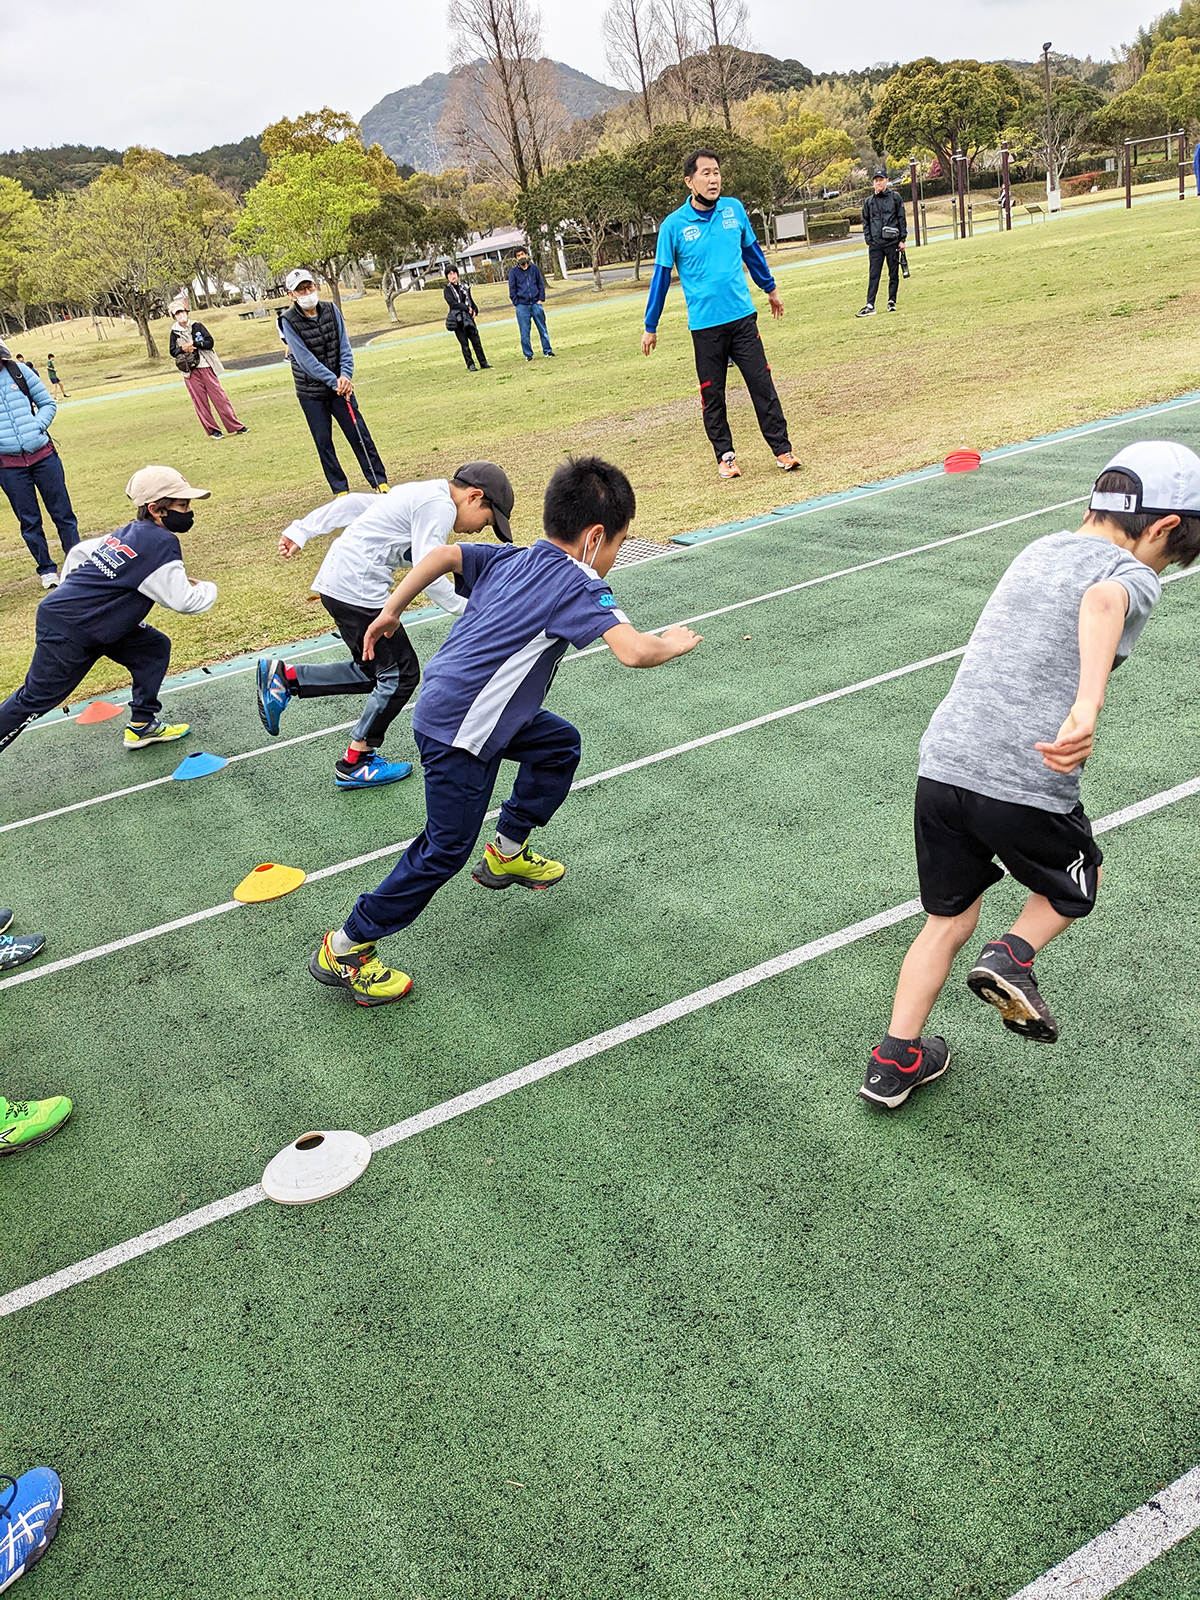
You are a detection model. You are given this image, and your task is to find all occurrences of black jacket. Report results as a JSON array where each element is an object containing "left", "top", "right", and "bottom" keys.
[
  {"left": 168, "top": 320, "right": 215, "bottom": 358},
  {"left": 861, "top": 189, "right": 907, "bottom": 246},
  {"left": 443, "top": 282, "right": 478, "bottom": 326}
]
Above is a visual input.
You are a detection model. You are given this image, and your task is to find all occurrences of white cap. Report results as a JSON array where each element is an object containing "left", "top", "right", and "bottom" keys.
[
  {"left": 125, "top": 465, "right": 211, "bottom": 505},
  {"left": 1091, "top": 441, "right": 1200, "bottom": 518},
  {"left": 285, "top": 268, "right": 318, "bottom": 292}
]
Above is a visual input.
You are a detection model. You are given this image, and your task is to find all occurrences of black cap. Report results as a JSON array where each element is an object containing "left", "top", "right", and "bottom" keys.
[
  {"left": 873, "top": 167, "right": 887, "bottom": 179},
  {"left": 453, "top": 461, "right": 514, "bottom": 542}
]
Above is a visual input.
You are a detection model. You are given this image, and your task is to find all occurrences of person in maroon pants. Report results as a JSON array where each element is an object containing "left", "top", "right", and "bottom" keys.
[{"left": 168, "top": 299, "right": 248, "bottom": 441}]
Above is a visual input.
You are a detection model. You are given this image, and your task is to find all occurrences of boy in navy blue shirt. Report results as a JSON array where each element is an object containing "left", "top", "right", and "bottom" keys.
[
  {"left": 309, "top": 456, "right": 702, "bottom": 1005},
  {"left": 0, "top": 464, "right": 217, "bottom": 754}
]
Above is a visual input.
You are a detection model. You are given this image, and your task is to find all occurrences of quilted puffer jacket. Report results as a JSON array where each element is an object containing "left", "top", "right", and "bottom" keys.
[{"left": 0, "top": 361, "right": 56, "bottom": 457}]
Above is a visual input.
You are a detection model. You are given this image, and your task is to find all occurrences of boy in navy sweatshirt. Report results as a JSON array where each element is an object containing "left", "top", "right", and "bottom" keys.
[
  {"left": 0, "top": 464, "right": 217, "bottom": 754},
  {"left": 308, "top": 456, "right": 702, "bottom": 1006}
]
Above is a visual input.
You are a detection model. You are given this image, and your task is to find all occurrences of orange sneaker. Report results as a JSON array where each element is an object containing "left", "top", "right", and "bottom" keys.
[
  {"left": 776, "top": 451, "right": 803, "bottom": 471},
  {"left": 718, "top": 452, "right": 741, "bottom": 479}
]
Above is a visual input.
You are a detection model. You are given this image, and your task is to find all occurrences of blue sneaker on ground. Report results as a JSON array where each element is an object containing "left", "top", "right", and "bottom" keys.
[
  {"left": 334, "top": 754, "right": 413, "bottom": 789},
  {"left": 0, "top": 1467, "right": 63, "bottom": 1591},
  {"left": 0, "top": 933, "right": 45, "bottom": 972},
  {"left": 256, "top": 658, "right": 291, "bottom": 737}
]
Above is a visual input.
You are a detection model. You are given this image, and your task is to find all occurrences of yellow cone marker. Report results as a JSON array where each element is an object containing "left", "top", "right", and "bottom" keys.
[{"left": 233, "top": 863, "right": 307, "bottom": 903}]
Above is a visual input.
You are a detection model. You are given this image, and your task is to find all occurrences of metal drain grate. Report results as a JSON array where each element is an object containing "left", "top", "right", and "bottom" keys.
[{"left": 609, "top": 537, "right": 674, "bottom": 569}]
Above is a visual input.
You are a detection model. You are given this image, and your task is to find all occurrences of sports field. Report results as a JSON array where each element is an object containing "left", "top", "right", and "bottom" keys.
[{"left": 4, "top": 392, "right": 1200, "bottom": 1598}]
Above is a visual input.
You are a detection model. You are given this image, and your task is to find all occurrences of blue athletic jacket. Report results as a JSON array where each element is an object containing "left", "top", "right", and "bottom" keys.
[{"left": 0, "top": 361, "right": 56, "bottom": 457}]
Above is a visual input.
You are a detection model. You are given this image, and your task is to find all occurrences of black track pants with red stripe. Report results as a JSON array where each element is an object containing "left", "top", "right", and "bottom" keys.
[{"left": 690, "top": 312, "right": 792, "bottom": 461}]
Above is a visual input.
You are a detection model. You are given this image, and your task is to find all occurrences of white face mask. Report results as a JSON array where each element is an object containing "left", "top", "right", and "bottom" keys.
[
  {"left": 295, "top": 291, "right": 319, "bottom": 309},
  {"left": 584, "top": 531, "right": 605, "bottom": 570},
  {"left": 175, "top": 313, "right": 188, "bottom": 324}
]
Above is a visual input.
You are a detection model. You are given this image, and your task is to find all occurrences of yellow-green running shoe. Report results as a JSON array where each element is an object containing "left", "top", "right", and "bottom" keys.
[
  {"left": 124, "top": 719, "right": 190, "bottom": 750},
  {"left": 308, "top": 932, "right": 413, "bottom": 1007},
  {"left": 471, "top": 840, "right": 565, "bottom": 891},
  {"left": 0, "top": 1095, "right": 72, "bottom": 1156}
]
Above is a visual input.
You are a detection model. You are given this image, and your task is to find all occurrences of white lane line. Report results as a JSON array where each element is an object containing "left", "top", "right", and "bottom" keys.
[
  {"left": 1008, "top": 1467, "right": 1200, "bottom": 1598},
  {"left": 2, "top": 493, "right": 1086, "bottom": 834},
  {"left": 2, "top": 769, "right": 1198, "bottom": 1322},
  {"left": 0, "top": 647, "right": 967, "bottom": 993}
]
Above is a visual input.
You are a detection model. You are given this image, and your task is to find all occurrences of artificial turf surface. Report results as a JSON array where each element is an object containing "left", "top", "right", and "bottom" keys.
[{"left": 3, "top": 405, "right": 1200, "bottom": 1597}]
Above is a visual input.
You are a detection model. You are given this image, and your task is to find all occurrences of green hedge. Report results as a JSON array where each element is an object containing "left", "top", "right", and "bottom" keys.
[{"left": 808, "top": 217, "right": 850, "bottom": 242}]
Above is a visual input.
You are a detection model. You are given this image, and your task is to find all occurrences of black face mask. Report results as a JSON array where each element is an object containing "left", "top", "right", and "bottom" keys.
[{"left": 160, "top": 509, "right": 194, "bottom": 534}]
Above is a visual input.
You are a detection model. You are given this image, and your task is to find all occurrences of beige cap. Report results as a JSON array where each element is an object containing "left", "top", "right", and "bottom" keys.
[{"left": 125, "top": 465, "right": 211, "bottom": 505}]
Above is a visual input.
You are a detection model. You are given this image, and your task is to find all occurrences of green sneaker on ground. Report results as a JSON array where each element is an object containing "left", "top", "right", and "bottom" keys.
[
  {"left": 0, "top": 1096, "right": 72, "bottom": 1156},
  {"left": 308, "top": 932, "right": 413, "bottom": 1007}
]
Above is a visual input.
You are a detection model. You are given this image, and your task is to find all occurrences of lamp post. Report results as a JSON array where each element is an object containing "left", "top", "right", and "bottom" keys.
[{"left": 1042, "top": 42, "right": 1058, "bottom": 204}]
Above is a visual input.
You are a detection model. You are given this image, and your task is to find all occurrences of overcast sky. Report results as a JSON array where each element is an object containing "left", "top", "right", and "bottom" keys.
[{"left": 2, "top": 0, "right": 1147, "bottom": 156}]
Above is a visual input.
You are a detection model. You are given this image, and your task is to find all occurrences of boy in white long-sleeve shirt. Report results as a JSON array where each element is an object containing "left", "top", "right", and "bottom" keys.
[
  {"left": 256, "top": 462, "right": 514, "bottom": 789},
  {"left": 0, "top": 464, "right": 217, "bottom": 754}
]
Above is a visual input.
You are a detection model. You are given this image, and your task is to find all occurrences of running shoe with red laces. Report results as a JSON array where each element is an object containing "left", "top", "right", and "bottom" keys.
[
  {"left": 859, "top": 1036, "right": 950, "bottom": 1109},
  {"left": 776, "top": 451, "right": 803, "bottom": 471},
  {"left": 718, "top": 452, "right": 741, "bottom": 479}
]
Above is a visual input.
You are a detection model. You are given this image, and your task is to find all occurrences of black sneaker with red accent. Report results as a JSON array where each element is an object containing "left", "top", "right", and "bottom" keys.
[
  {"left": 859, "top": 1035, "right": 950, "bottom": 1109},
  {"left": 967, "top": 940, "right": 1059, "bottom": 1043}
]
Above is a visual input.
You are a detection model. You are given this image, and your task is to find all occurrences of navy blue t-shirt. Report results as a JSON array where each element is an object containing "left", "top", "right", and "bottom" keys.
[
  {"left": 39, "top": 520, "right": 185, "bottom": 642},
  {"left": 413, "top": 540, "right": 631, "bottom": 758}
]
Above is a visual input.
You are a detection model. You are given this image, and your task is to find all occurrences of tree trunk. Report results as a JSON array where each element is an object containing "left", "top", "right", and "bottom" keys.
[
  {"left": 591, "top": 230, "right": 604, "bottom": 291},
  {"left": 633, "top": 223, "right": 643, "bottom": 281},
  {"left": 135, "top": 310, "right": 158, "bottom": 358},
  {"left": 323, "top": 262, "right": 343, "bottom": 309},
  {"left": 383, "top": 269, "right": 399, "bottom": 321}
]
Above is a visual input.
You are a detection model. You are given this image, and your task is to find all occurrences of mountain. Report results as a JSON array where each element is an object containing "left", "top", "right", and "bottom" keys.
[{"left": 360, "top": 61, "right": 631, "bottom": 171}]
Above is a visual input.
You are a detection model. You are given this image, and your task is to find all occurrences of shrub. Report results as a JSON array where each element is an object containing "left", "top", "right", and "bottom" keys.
[{"left": 808, "top": 217, "right": 850, "bottom": 241}]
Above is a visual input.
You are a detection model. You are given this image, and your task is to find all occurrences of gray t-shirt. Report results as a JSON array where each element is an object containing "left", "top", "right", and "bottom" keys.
[{"left": 918, "top": 531, "right": 1161, "bottom": 812}]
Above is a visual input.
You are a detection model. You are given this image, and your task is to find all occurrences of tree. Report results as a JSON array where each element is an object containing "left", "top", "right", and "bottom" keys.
[
  {"left": 603, "top": 0, "right": 662, "bottom": 134},
  {"left": 176, "top": 173, "right": 238, "bottom": 307},
  {"left": 0, "top": 177, "right": 41, "bottom": 331},
  {"left": 234, "top": 143, "right": 381, "bottom": 307},
  {"left": 694, "top": 0, "right": 754, "bottom": 131},
  {"left": 261, "top": 108, "right": 363, "bottom": 158},
  {"left": 869, "top": 58, "right": 1026, "bottom": 175},
  {"left": 1013, "top": 75, "right": 1104, "bottom": 180},
  {"left": 750, "top": 99, "right": 855, "bottom": 198},
  {"left": 623, "top": 121, "right": 775, "bottom": 225},
  {"left": 517, "top": 155, "right": 636, "bottom": 289},
  {"left": 446, "top": 0, "right": 562, "bottom": 190},
  {"left": 32, "top": 158, "right": 200, "bottom": 356},
  {"left": 659, "top": 0, "right": 701, "bottom": 121},
  {"left": 1088, "top": 87, "right": 1171, "bottom": 164}
]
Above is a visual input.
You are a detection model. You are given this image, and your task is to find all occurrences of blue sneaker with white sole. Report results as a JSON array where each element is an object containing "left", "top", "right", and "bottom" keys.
[
  {"left": 256, "top": 658, "right": 292, "bottom": 736},
  {"left": 334, "top": 754, "right": 413, "bottom": 789},
  {"left": 0, "top": 1467, "right": 63, "bottom": 1591}
]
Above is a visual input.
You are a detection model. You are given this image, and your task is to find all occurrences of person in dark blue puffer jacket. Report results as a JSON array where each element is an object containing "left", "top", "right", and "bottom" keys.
[{"left": 0, "top": 341, "right": 79, "bottom": 588}]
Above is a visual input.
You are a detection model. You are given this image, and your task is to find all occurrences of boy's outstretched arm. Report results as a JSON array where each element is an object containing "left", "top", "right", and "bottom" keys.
[
  {"left": 362, "top": 546, "right": 464, "bottom": 659},
  {"left": 602, "top": 621, "right": 702, "bottom": 667},
  {"left": 1035, "top": 579, "right": 1128, "bottom": 773}
]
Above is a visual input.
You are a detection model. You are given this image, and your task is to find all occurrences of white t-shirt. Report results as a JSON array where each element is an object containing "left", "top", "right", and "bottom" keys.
[{"left": 282, "top": 479, "right": 463, "bottom": 615}]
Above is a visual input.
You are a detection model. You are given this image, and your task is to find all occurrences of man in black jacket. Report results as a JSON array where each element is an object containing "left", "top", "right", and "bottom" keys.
[
  {"left": 279, "top": 269, "right": 389, "bottom": 496},
  {"left": 857, "top": 169, "right": 908, "bottom": 317}
]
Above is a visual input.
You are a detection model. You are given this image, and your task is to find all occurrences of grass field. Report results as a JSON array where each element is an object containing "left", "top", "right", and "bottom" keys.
[
  {"left": 3, "top": 391, "right": 1200, "bottom": 1597},
  {"left": 3, "top": 193, "right": 1200, "bottom": 699}
]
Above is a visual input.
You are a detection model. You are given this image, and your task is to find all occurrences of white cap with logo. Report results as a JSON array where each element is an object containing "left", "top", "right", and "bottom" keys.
[
  {"left": 125, "top": 465, "right": 211, "bottom": 505},
  {"left": 285, "top": 268, "right": 318, "bottom": 292},
  {"left": 1091, "top": 441, "right": 1200, "bottom": 517}
]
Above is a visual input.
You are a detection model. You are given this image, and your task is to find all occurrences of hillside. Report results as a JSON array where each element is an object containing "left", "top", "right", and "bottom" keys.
[{"left": 359, "top": 60, "right": 630, "bottom": 170}]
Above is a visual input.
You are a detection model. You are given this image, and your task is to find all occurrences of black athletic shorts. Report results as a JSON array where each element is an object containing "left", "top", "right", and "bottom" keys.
[{"left": 914, "top": 776, "right": 1103, "bottom": 919}]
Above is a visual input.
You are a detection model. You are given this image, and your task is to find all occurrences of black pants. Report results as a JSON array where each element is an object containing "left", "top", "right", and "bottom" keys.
[
  {"left": 867, "top": 245, "right": 900, "bottom": 308},
  {"left": 0, "top": 619, "right": 171, "bottom": 754},
  {"left": 690, "top": 313, "right": 791, "bottom": 461},
  {"left": 288, "top": 595, "right": 421, "bottom": 749},
  {"left": 454, "top": 326, "right": 487, "bottom": 368},
  {"left": 296, "top": 391, "right": 388, "bottom": 496}
]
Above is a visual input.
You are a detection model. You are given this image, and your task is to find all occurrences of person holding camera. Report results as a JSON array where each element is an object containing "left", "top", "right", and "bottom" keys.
[
  {"left": 443, "top": 268, "right": 491, "bottom": 372},
  {"left": 857, "top": 168, "right": 907, "bottom": 317},
  {"left": 168, "top": 298, "right": 247, "bottom": 439}
]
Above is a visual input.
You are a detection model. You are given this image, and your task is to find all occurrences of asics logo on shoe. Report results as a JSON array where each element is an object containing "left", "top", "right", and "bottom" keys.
[
  {"left": 0, "top": 1499, "right": 51, "bottom": 1566},
  {"left": 871, "top": 1045, "right": 922, "bottom": 1076}
]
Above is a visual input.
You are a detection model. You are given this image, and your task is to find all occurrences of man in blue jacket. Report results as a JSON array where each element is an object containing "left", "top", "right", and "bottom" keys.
[
  {"left": 279, "top": 269, "right": 389, "bottom": 497},
  {"left": 507, "top": 248, "right": 555, "bottom": 361},
  {"left": 0, "top": 342, "right": 79, "bottom": 588},
  {"left": 0, "top": 464, "right": 217, "bottom": 754},
  {"left": 641, "top": 150, "right": 801, "bottom": 480}
]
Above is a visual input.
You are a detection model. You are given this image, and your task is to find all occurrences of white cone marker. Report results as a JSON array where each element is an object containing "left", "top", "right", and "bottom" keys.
[{"left": 261, "top": 1130, "right": 372, "bottom": 1205}]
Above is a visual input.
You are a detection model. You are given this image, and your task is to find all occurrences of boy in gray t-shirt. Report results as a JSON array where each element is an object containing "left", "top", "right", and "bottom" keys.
[{"left": 861, "top": 441, "right": 1200, "bottom": 1109}]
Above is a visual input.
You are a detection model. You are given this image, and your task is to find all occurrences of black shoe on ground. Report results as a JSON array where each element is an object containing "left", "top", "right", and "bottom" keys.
[
  {"left": 856, "top": 304, "right": 876, "bottom": 317},
  {"left": 967, "top": 941, "right": 1059, "bottom": 1042},
  {"left": 480, "top": 361, "right": 492, "bottom": 369},
  {"left": 859, "top": 1036, "right": 950, "bottom": 1109},
  {"left": 466, "top": 362, "right": 478, "bottom": 371},
  {"left": 208, "top": 430, "right": 223, "bottom": 439},
  {"left": 231, "top": 426, "right": 249, "bottom": 434},
  {"left": 886, "top": 300, "right": 896, "bottom": 311}
]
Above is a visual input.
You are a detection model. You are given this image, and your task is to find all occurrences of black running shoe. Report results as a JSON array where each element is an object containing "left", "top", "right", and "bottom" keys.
[
  {"left": 967, "top": 941, "right": 1059, "bottom": 1042},
  {"left": 859, "top": 1036, "right": 950, "bottom": 1109}
]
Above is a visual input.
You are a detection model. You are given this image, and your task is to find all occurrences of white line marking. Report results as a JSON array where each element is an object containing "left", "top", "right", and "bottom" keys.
[
  {"left": 2, "top": 770, "right": 1197, "bottom": 1322},
  {"left": 1008, "top": 1467, "right": 1200, "bottom": 1598},
  {"left": 0, "top": 647, "right": 967, "bottom": 992}
]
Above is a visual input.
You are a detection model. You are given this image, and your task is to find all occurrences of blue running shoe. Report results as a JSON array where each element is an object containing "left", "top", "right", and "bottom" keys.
[
  {"left": 256, "top": 658, "right": 291, "bottom": 737},
  {"left": 334, "top": 754, "right": 413, "bottom": 789},
  {"left": 0, "top": 933, "right": 45, "bottom": 972},
  {"left": 0, "top": 1467, "right": 63, "bottom": 1591}
]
